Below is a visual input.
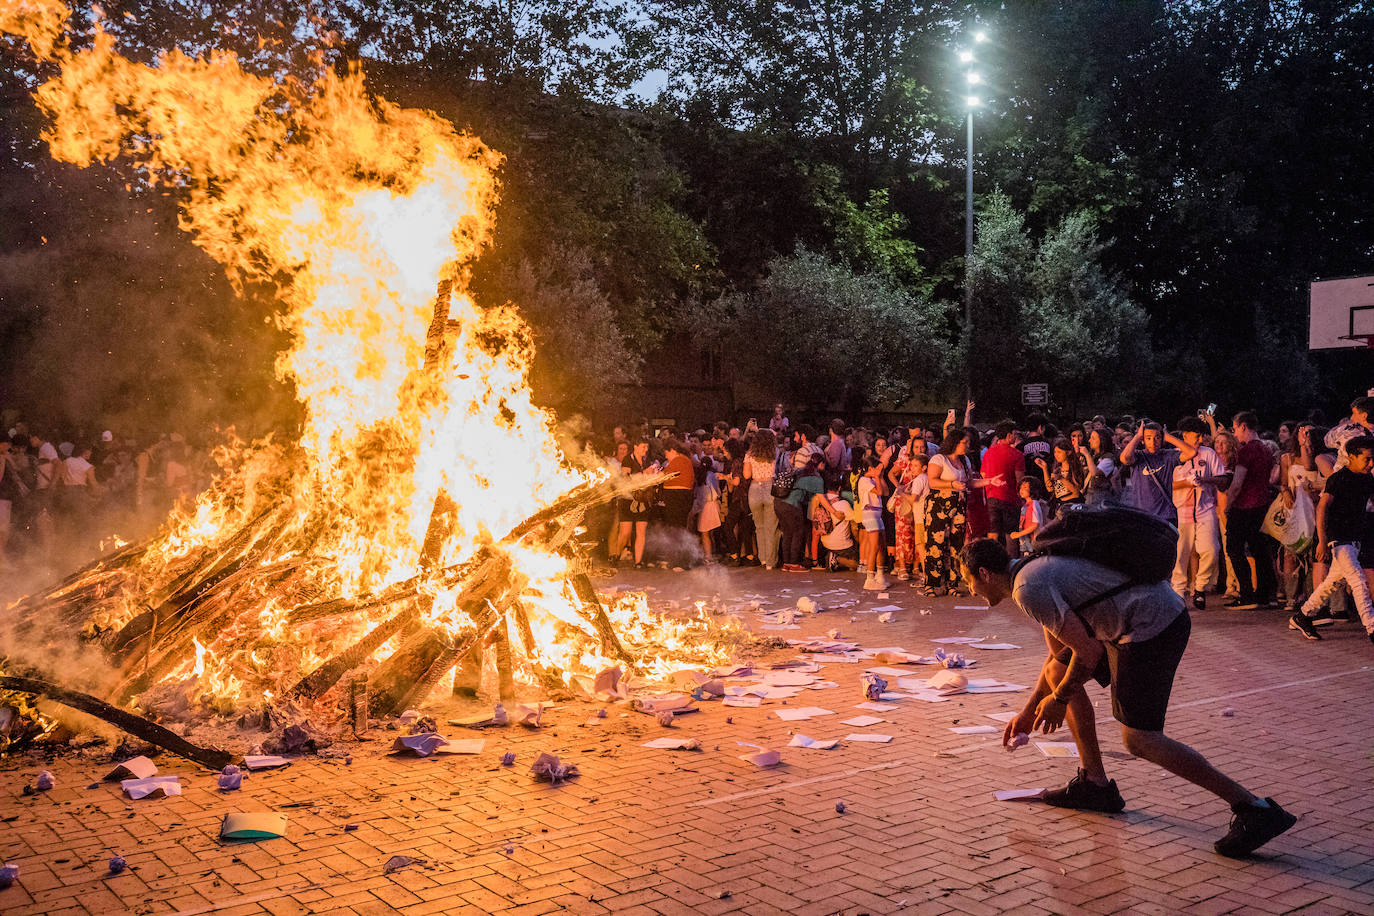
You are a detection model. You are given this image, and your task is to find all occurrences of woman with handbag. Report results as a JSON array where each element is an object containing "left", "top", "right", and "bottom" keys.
[
  {"left": 921, "top": 430, "right": 1004, "bottom": 596},
  {"left": 742, "top": 429, "right": 782, "bottom": 569}
]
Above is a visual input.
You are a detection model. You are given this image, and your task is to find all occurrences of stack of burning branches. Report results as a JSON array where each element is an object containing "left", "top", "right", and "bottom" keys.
[{"left": 0, "top": 465, "right": 729, "bottom": 768}]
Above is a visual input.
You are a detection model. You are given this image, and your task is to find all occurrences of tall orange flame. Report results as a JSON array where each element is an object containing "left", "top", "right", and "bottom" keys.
[{"left": 3, "top": 4, "right": 735, "bottom": 707}]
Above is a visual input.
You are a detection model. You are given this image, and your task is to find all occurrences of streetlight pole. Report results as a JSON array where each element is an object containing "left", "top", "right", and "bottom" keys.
[
  {"left": 960, "top": 29, "right": 987, "bottom": 400},
  {"left": 965, "top": 108, "right": 974, "bottom": 399}
]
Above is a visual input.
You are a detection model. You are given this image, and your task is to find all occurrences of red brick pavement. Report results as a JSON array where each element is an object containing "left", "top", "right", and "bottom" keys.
[{"left": 2, "top": 566, "right": 1372, "bottom": 914}]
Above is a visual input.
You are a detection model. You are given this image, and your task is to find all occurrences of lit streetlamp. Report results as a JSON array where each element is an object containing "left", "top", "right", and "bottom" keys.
[{"left": 961, "top": 29, "right": 988, "bottom": 397}]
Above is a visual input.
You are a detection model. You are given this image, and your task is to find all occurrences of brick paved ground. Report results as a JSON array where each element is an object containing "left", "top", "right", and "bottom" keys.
[{"left": 2, "top": 565, "right": 1372, "bottom": 915}]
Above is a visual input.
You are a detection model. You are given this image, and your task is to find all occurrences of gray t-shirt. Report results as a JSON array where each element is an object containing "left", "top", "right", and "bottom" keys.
[{"left": 1011, "top": 556, "right": 1184, "bottom": 644}]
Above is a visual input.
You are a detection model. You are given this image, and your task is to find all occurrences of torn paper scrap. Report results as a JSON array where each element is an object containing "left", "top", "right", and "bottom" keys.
[
  {"left": 736, "top": 741, "right": 781, "bottom": 767},
  {"left": 845, "top": 734, "right": 894, "bottom": 743},
  {"left": 994, "top": 788, "right": 1046, "bottom": 801},
  {"left": 868, "top": 604, "right": 902, "bottom": 612},
  {"left": 773, "top": 706, "right": 835, "bottom": 721},
  {"left": 121, "top": 776, "right": 181, "bottom": 799},
  {"left": 952, "top": 605, "right": 985, "bottom": 611},
  {"left": 631, "top": 693, "right": 698, "bottom": 716},
  {"left": 723, "top": 696, "right": 762, "bottom": 708},
  {"left": 877, "top": 613, "right": 894, "bottom": 623},
  {"left": 1035, "top": 742, "right": 1080, "bottom": 759},
  {"left": 391, "top": 734, "right": 452, "bottom": 757},
  {"left": 855, "top": 702, "right": 898, "bottom": 712},
  {"left": 966, "top": 682, "right": 1030, "bottom": 694},
  {"left": 530, "top": 752, "right": 579, "bottom": 784},
  {"left": 807, "top": 680, "right": 840, "bottom": 690},
  {"left": 511, "top": 704, "right": 544, "bottom": 727},
  {"left": 967, "top": 643, "right": 1020, "bottom": 650},
  {"left": 220, "top": 812, "right": 287, "bottom": 841},
  {"left": 841, "top": 715, "right": 886, "bottom": 727},
  {"left": 762, "top": 672, "right": 819, "bottom": 687},
  {"left": 787, "top": 734, "right": 839, "bottom": 750},
  {"left": 242, "top": 756, "right": 291, "bottom": 771},
  {"left": 931, "top": 637, "right": 981, "bottom": 644},
  {"left": 642, "top": 737, "right": 701, "bottom": 750},
  {"left": 985, "top": 711, "right": 1018, "bottom": 723},
  {"left": 949, "top": 725, "right": 1000, "bottom": 735},
  {"left": 926, "top": 670, "right": 969, "bottom": 692},
  {"left": 105, "top": 756, "right": 157, "bottom": 781},
  {"left": 866, "top": 666, "right": 921, "bottom": 677},
  {"left": 809, "top": 654, "right": 860, "bottom": 663}
]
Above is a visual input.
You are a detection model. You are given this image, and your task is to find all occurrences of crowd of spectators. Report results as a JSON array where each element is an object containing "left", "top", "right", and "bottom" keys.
[
  {"left": 592, "top": 397, "right": 1374, "bottom": 645},
  {"left": 0, "top": 422, "right": 211, "bottom": 573}
]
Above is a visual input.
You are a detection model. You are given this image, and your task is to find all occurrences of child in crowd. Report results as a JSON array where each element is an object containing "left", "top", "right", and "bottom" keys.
[
  {"left": 856, "top": 454, "right": 888, "bottom": 589},
  {"left": 1010, "top": 477, "right": 1045, "bottom": 557}
]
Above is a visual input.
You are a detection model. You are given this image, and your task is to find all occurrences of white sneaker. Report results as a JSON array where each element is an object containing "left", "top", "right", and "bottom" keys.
[
  {"left": 871, "top": 572, "right": 889, "bottom": 590},
  {"left": 863, "top": 574, "right": 884, "bottom": 591}
]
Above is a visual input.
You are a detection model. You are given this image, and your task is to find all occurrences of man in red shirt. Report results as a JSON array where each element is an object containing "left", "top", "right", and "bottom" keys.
[
  {"left": 1223, "top": 411, "right": 1277, "bottom": 609},
  {"left": 980, "top": 421, "right": 1025, "bottom": 549}
]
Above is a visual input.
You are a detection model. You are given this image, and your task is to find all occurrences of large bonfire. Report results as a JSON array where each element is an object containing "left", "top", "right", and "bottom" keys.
[{"left": 0, "top": 1, "right": 739, "bottom": 756}]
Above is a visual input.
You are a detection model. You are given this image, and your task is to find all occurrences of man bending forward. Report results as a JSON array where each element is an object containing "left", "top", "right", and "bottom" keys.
[{"left": 958, "top": 538, "right": 1296, "bottom": 857}]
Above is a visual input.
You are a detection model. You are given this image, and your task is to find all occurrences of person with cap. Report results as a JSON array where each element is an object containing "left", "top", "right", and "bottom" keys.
[{"left": 957, "top": 536, "right": 1297, "bottom": 858}]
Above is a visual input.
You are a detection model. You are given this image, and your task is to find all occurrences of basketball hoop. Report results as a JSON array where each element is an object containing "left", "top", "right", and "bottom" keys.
[{"left": 1338, "top": 334, "right": 1374, "bottom": 350}]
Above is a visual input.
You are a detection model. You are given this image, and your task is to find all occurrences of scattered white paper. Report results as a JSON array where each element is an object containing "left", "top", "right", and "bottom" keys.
[
  {"left": 220, "top": 812, "right": 287, "bottom": 840},
  {"left": 810, "top": 654, "right": 860, "bottom": 663},
  {"left": 845, "top": 733, "right": 894, "bottom": 743},
  {"left": 968, "top": 643, "right": 1020, "bottom": 650},
  {"left": 121, "top": 776, "right": 181, "bottom": 799},
  {"left": 1035, "top": 742, "right": 1080, "bottom": 759},
  {"left": 865, "top": 666, "right": 918, "bottom": 677},
  {"left": 763, "top": 672, "right": 819, "bottom": 687},
  {"left": 949, "top": 725, "right": 1000, "bottom": 735},
  {"left": 841, "top": 715, "right": 886, "bottom": 727},
  {"left": 243, "top": 756, "right": 291, "bottom": 771},
  {"left": 761, "top": 625, "right": 802, "bottom": 631},
  {"left": 737, "top": 741, "right": 781, "bottom": 767},
  {"left": 967, "top": 682, "right": 1030, "bottom": 694},
  {"left": 994, "top": 788, "right": 1046, "bottom": 801},
  {"left": 105, "top": 756, "right": 157, "bottom": 781},
  {"left": 931, "top": 637, "right": 981, "bottom": 644},
  {"left": 434, "top": 738, "right": 486, "bottom": 755},
  {"left": 787, "top": 734, "right": 839, "bottom": 750},
  {"left": 774, "top": 706, "right": 835, "bottom": 721},
  {"left": 868, "top": 604, "right": 902, "bottom": 612},
  {"left": 899, "top": 689, "right": 953, "bottom": 703},
  {"left": 807, "top": 680, "right": 840, "bottom": 690},
  {"left": 953, "top": 606, "right": 986, "bottom": 610},
  {"left": 855, "top": 702, "right": 898, "bottom": 712},
  {"left": 986, "top": 711, "right": 1018, "bottom": 723},
  {"left": 877, "top": 612, "right": 894, "bottom": 623},
  {"left": 642, "top": 737, "right": 701, "bottom": 750},
  {"left": 723, "top": 696, "right": 762, "bottom": 708}
]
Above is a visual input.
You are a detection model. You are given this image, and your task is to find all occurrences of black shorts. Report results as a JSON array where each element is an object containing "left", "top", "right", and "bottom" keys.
[
  {"left": 986, "top": 497, "right": 1020, "bottom": 537},
  {"left": 1053, "top": 610, "right": 1191, "bottom": 731}
]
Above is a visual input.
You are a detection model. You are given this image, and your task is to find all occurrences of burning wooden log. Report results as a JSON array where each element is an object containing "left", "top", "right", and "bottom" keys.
[{"left": 0, "top": 675, "right": 235, "bottom": 770}]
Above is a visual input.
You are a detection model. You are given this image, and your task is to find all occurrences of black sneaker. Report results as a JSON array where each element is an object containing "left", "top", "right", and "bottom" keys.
[
  {"left": 1288, "top": 613, "right": 1322, "bottom": 640},
  {"left": 1223, "top": 597, "right": 1259, "bottom": 610},
  {"left": 1214, "top": 798, "right": 1297, "bottom": 858},
  {"left": 1309, "top": 607, "right": 1338, "bottom": 627},
  {"left": 1192, "top": 592, "right": 1206, "bottom": 611},
  {"left": 1368, "top": 631, "right": 1374, "bottom": 646},
  {"left": 1042, "top": 768, "right": 1125, "bottom": 813}
]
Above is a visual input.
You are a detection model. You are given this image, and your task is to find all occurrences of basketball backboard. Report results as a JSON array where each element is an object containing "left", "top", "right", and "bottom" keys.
[{"left": 1310, "top": 274, "right": 1374, "bottom": 349}]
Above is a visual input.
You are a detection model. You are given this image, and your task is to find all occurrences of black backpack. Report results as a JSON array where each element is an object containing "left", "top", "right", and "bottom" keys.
[
  {"left": 771, "top": 466, "right": 797, "bottom": 499},
  {"left": 1013, "top": 503, "right": 1180, "bottom": 618}
]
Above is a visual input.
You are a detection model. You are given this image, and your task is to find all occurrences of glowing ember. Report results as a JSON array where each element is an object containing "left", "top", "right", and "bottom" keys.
[{"left": 1, "top": 2, "right": 737, "bottom": 715}]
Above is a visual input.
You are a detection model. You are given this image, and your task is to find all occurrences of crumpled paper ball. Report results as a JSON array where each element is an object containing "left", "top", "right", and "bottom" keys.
[
  {"left": 1007, "top": 732, "right": 1030, "bottom": 752},
  {"left": 108, "top": 855, "right": 127, "bottom": 874},
  {"left": 657, "top": 711, "right": 675, "bottom": 727},
  {"left": 860, "top": 673, "right": 888, "bottom": 701},
  {"left": 529, "top": 752, "right": 579, "bottom": 785},
  {"left": 35, "top": 771, "right": 55, "bottom": 791},
  {"left": 0, "top": 864, "right": 18, "bottom": 888},
  {"left": 500, "top": 752, "right": 516, "bottom": 766},
  {"left": 218, "top": 764, "right": 242, "bottom": 791}
]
